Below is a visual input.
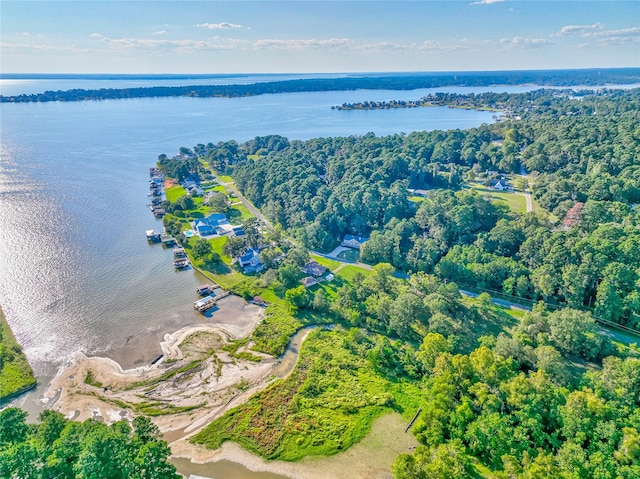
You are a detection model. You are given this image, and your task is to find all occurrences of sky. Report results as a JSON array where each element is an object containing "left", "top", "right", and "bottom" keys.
[{"left": 1, "top": 0, "right": 639, "bottom": 74}]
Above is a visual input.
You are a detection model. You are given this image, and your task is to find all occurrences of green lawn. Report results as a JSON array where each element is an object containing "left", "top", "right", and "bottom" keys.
[
  {"left": 467, "top": 183, "right": 526, "bottom": 214},
  {"left": 165, "top": 185, "right": 187, "bottom": 202},
  {"left": 335, "top": 265, "right": 371, "bottom": 282},
  {"left": 0, "top": 307, "right": 36, "bottom": 402},
  {"left": 228, "top": 203, "right": 255, "bottom": 222},
  {"left": 217, "top": 175, "right": 234, "bottom": 183},
  {"left": 185, "top": 236, "right": 247, "bottom": 289},
  {"left": 211, "top": 185, "right": 228, "bottom": 194}
]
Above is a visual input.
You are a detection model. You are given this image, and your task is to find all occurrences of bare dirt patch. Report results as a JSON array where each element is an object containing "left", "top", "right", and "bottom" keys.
[{"left": 43, "top": 297, "right": 275, "bottom": 440}]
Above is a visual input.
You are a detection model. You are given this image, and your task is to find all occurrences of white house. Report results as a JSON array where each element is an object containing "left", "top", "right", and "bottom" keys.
[{"left": 236, "top": 248, "right": 264, "bottom": 274}]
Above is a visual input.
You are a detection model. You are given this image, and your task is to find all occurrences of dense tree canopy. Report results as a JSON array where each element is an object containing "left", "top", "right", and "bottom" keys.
[{"left": 0, "top": 410, "right": 179, "bottom": 479}]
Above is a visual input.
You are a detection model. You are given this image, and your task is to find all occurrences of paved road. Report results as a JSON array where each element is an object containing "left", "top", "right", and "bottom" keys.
[
  {"left": 215, "top": 175, "right": 274, "bottom": 229},
  {"left": 460, "top": 289, "right": 531, "bottom": 312},
  {"left": 520, "top": 164, "right": 533, "bottom": 213}
]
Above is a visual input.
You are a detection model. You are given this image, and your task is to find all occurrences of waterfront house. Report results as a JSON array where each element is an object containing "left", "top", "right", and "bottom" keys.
[
  {"left": 187, "top": 185, "right": 204, "bottom": 196},
  {"left": 341, "top": 234, "right": 369, "bottom": 250},
  {"left": 194, "top": 213, "right": 230, "bottom": 237},
  {"left": 236, "top": 248, "right": 264, "bottom": 273},
  {"left": 194, "top": 219, "right": 214, "bottom": 236}
]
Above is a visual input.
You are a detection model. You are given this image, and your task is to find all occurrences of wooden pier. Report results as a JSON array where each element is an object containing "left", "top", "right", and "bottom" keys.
[{"left": 194, "top": 291, "right": 231, "bottom": 313}]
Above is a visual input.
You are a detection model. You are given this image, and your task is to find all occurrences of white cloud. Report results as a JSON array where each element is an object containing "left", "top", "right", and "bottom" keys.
[
  {"left": 557, "top": 22, "right": 603, "bottom": 36},
  {"left": 89, "top": 33, "right": 103, "bottom": 38},
  {"left": 100, "top": 36, "right": 232, "bottom": 52},
  {"left": 586, "top": 26, "right": 640, "bottom": 38},
  {"left": 253, "top": 38, "right": 351, "bottom": 50},
  {"left": 500, "top": 36, "right": 554, "bottom": 48},
  {"left": 421, "top": 40, "right": 467, "bottom": 51},
  {"left": 1, "top": 42, "right": 94, "bottom": 54},
  {"left": 471, "top": 0, "right": 504, "bottom": 5},
  {"left": 152, "top": 31, "right": 168, "bottom": 36},
  {"left": 197, "top": 22, "right": 243, "bottom": 30},
  {"left": 353, "top": 41, "right": 408, "bottom": 52}
]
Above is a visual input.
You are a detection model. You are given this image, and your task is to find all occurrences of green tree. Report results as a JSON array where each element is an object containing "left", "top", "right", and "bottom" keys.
[
  {"left": 207, "top": 192, "right": 228, "bottom": 213},
  {"left": 393, "top": 440, "right": 472, "bottom": 479},
  {"left": 416, "top": 332, "right": 451, "bottom": 372},
  {"left": 285, "top": 285, "right": 309, "bottom": 309},
  {"left": 312, "top": 289, "right": 330, "bottom": 313},
  {"left": 192, "top": 237, "right": 213, "bottom": 261},
  {"left": 278, "top": 263, "right": 303, "bottom": 290},
  {"left": 0, "top": 408, "right": 28, "bottom": 447},
  {"left": 223, "top": 236, "right": 246, "bottom": 258}
]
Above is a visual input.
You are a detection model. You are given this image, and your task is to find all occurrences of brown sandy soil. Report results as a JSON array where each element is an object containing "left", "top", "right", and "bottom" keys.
[
  {"left": 43, "top": 301, "right": 276, "bottom": 438},
  {"left": 170, "top": 412, "right": 418, "bottom": 479}
]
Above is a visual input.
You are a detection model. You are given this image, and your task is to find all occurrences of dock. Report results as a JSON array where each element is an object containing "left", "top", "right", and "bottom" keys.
[
  {"left": 146, "top": 230, "right": 162, "bottom": 242},
  {"left": 194, "top": 291, "right": 230, "bottom": 313},
  {"left": 160, "top": 233, "right": 177, "bottom": 247},
  {"left": 196, "top": 284, "right": 213, "bottom": 296},
  {"left": 174, "top": 258, "right": 190, "bottom": 269}
]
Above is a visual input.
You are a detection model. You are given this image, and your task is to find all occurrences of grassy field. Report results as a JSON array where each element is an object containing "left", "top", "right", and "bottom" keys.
[
  {"left": 467, "top": 182, "right": 526, "bottom": 213},
  {"left": 228, "top": 203, "right": 255, "bottom": 222},
  {"left": 192, "top": 329, "right": 422, "bottom": 461},
  {"left": 165, "top": 185, "right": 187, "bottom": 202},
  {"left": 0, "top": 307, "right": 36, "bottom": 402},
  {"left": 335, "top": 264, "right": 371, "bottom": 282},
  {"left": 250, "top": 304, "right": 302, "bottom": 356}
]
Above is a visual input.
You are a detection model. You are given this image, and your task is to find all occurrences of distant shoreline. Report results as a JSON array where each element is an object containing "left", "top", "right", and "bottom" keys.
[
  {"left": 2, "top": 68, "right": 639, "bottom": 103},
  {"left": 2, "top": 67, "right": 639, "bottom": 80}
]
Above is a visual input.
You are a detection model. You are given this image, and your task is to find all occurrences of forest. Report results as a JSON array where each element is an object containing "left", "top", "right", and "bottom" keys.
[
  {"left": 2, "top": 68, "right": 640, "bottom": 103},
  {"left": 0, "top": 409, "right": 179, "bottom": 479},
  {"left": 199, "top": 88, "right": 640, "bottom": 331}
]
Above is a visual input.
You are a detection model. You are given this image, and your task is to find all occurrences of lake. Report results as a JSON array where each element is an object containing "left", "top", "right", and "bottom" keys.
[{"left": 0, "top": 77, "right": 533, "bottom": 478}]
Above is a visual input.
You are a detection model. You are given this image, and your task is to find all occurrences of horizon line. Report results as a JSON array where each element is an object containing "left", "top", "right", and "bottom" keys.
[{"left": 2, "top": 66, "right": 640, "bottom": 79}]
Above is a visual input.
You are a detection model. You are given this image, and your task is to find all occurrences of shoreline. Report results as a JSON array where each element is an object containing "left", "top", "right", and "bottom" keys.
[{"left": 42, "top": 299, "right": 275, "bottom": 439}]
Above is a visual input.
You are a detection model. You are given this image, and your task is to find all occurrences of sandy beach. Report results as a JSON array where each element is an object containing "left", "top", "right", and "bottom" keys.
[{"left": 43, "top": 296, "right": 276, "bottom": 436}]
